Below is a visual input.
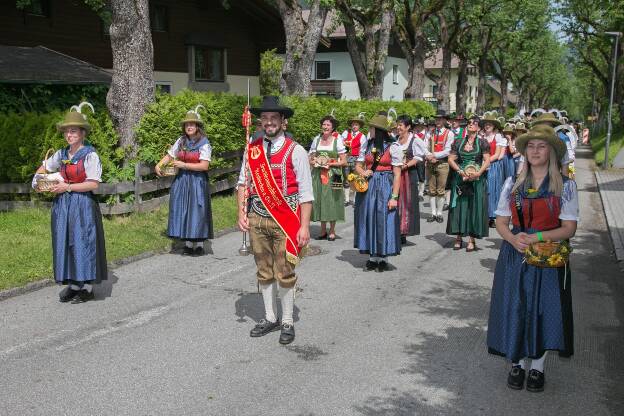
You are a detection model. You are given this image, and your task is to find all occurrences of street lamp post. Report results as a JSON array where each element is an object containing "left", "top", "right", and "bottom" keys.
[{"left": 603, "top": 31, "right": 622, "bottom": 170}]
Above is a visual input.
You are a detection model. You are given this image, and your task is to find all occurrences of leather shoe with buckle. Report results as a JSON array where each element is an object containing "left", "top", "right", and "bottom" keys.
[
  {"left": 192, "top": 246, "right": 204, "bottom": 257},
  {"left": 436, "top": 215, "right": 444, "bottom": 223},
  {"left": 71, "top": 289, "right": 95, "bottom": 304},
  {"left": 526, "top": 369, "right": 545, "bottom": 392},
  {"left": 59, "top": 286, "right": 80, "bottom": 303},
  {"left": 182, "top": 246, "right": 194, "bottom": 256},
  {"left": 427, "top": 216, "right": 436, "bottom": 223},
  {"left": 507, "top": 366, "right": 525, "bottom": 390},
  {"left": 376, "top": 261, "right": 388, "bottom": 272},
  {"left": 250, "top": 319, "right": 280, "bottom": 337},
  {"left": 365, "top": 260, "right": 378, "bottom": 271},
  {"left": 279, "top": 323, "right": 295, "bottom": 345}
]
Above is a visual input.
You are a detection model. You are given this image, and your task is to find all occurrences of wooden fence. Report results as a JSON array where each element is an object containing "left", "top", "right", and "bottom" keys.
[{"left": 0, "top": 149, "right": 243, "bottom": 215}]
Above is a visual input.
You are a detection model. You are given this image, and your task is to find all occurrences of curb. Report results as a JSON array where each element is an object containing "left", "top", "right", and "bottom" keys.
[{"left": 0, "top": 226, "right": 240, "bottom": 302}]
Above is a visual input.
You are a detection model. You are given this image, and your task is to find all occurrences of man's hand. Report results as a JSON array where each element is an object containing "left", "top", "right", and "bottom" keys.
[
  {"left": 297, "top": 225, "right": 310, "bottom": 248},
  {"left": 238, "top": 212, "right": 250, "bottom": 232}
]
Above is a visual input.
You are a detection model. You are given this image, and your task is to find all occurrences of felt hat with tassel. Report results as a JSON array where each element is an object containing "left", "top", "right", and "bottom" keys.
[{"left": 57, "top": 101, "right": 94, "bottom": 133}]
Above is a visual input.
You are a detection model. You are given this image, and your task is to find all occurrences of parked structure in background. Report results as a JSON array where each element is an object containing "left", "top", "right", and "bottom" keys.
[{"left": 0, "top": 0, "right": 284, "bottom": 96}]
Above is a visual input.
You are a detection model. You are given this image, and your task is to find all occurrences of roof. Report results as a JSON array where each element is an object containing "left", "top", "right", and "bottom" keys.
[
  {"left": 424, "top": 49, "right": 474, "bottom": 70},
  {"left": 0, "top": 45, "right": 112, "bottom": 84}
]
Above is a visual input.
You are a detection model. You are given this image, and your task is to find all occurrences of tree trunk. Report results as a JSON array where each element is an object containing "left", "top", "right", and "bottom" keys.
[
  {"left": 276, "top": 0, "right": 326, "bottom": 96},
  {"left": 434, "top": 14, "right": 451, "bottom": 112},
  {"left": 475, "top": 28, "right": 492, "bottom": 114},
  {"left": 499, "top": 68, "right": 508, "bottom": 116},
  {"left": 107, "top": 0, "right": 154, "bottom": 164},
  {"left": 338, "top": 0, "right": 393, "bottom": 99},
  {"left": 455, "top": 58, "right": 469, "bottom": 115},
  {"left": 403, "top": 32, "right": 428, "bottom": 100}
]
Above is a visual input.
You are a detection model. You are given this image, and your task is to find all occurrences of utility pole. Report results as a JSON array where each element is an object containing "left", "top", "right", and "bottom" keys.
[{"left": 603, "top": 32, "right": 622, "bottom": 169}]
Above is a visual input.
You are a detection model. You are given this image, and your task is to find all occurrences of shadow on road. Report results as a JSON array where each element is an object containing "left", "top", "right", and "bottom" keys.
[
  {"left": 95, "top": 271, "right": 119, "bottom": 301},
  {"left": 234, "top": 291, "right": 300, "bottom": 324}
]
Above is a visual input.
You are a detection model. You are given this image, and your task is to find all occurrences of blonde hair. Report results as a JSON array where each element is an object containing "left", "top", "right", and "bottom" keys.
[{"left": 512, "top": 143, "right": 563, "bottom": 196}]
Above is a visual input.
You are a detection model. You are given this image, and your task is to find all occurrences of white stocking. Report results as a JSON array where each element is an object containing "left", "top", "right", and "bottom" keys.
[
  {"left": 260, "top": 281, "right": 278, "bottom": 323},
  {"left": 279, "top": 286, "right": 295, "bottom": 325}
]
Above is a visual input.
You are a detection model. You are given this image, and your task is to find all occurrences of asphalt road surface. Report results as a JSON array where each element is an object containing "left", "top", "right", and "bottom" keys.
[{"left": 1, "top": 148, "right": 623, "bottom": 415}]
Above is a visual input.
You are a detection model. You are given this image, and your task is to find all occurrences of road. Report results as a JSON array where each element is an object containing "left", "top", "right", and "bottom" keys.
[{"left": 1, "top": 147, "right": 623, "bottom": 415}]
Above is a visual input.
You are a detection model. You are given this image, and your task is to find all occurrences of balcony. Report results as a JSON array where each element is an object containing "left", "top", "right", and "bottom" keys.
[{"left": 311, "top": 79, "right": 342, "bottom": 99}]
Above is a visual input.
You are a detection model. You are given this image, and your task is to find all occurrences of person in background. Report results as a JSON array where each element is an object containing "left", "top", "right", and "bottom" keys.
[
  {"left": 425, "top": 110, "right": 453, "bottom": 224},
  {"left": 156, "top": 107, "right": 214, "bottom": 256},
  {"left": 481, "top": 111, "right": 507, "bottom": 228},
  {"left": 412, "top": 116, "right": 429, "bottom": 199},
  {"left": 32, "top": 103, "right": 107, "bottom": 303},
  {"left": 309, "top": 114, "right": 347, "bottom": 241},
  {"left": 487, "top": 124, "right": 577, "bottom": 393},
  {"left": 341, "top": 113, "right": 366, "bottom": 206}
]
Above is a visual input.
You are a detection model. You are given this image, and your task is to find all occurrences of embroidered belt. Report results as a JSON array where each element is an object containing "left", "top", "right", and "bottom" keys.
[{"left": 249, "top": 193, "right": 299, "bottom": 218}]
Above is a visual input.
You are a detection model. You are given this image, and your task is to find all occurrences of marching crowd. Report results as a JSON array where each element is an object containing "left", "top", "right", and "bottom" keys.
[{"left": 31, "top": 96, "right": 580, "bottom": 393}]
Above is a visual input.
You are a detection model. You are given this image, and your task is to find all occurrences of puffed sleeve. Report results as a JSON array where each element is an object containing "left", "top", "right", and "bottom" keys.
[
  {"left": 494, "top": 177, "right": 515, "bottom": 217},
  {"left": 43, "top": 150, "right": 63, "bottom": 172},
  {"left": 336, "top": 135, "right": 347, "bottom": 154},
  {"left": 84, "top": 152, "right": 103, "bottom": 182},
  {"left": 199, "top": 140, "right": 212, "bottom": 161},
  {"left": 559, "top": 180, "right": 579, "bottom": 221},
  {"left": 167, "top": 138, "right": 182, "bottom": 158},
  {"left": 495, "top": 133, "right": 508, "bottom": 147},
  {"left": 411, "top": 137, "right": 427, "bottom": 161},
  {"left": 389, "top": 142, "right": 404, "bottom": 166},
  {"left": 308, "top": 135, "right": 320, "bottom": 154}
]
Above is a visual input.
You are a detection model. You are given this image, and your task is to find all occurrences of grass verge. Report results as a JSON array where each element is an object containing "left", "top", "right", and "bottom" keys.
[
  {"left": 591, "top": 128, "right": 624, "bottom": 166},
  {"left": 0, "top": 194, "right": 238, "bottom": 291}
]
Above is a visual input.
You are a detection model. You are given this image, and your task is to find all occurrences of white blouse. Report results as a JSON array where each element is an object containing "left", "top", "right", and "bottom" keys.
[{"left": 309, "top": 134, "right": 347, "bottom": 154}]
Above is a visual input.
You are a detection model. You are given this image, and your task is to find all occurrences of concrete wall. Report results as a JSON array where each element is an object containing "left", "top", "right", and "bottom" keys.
[
  {"left": 153, "top": 71, "right": 190, "bottom": 95},
  {"left": 382, "top": 56, "right": 408, "bottom": 101},
  {"left": 226, "top": 75, "right": 260, "bottom": 97}
]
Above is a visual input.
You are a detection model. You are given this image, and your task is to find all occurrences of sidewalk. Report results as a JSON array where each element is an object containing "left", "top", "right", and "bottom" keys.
[{"left": 594, "top": 154, "right": 624, "bottom": 265}]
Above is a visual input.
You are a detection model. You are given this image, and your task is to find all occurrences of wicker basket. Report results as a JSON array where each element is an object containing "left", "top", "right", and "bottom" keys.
[
  {"left": 35, "top": 149, "right": 59, "bottom": 192},
  {"left": 463, "top": 164, "right": 479, "bottom": 176},
  {"left": 525, "top": 241, "right": 571, "bottom": 268},
  {"left": 160, "top": 162, "right": 178, "bottom": 176}
]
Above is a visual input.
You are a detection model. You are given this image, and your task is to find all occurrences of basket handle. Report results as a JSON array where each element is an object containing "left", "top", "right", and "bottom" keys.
[{"left": 42, "top": 148, "right": 55, "bottom": 174}]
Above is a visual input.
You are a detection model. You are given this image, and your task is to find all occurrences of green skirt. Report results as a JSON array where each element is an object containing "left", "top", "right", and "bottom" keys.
[
  {"left": 446, "top": 172, "right": 489, "bottom": 238},
  {"left": 311, "top": 168, "right": 345, "bottom": 222}
]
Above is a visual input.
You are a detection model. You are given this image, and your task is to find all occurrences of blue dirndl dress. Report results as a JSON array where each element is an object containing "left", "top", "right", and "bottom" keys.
[
  {"left": 503, "top": 152, "right": 516, "bottom": 179},
  {"left": 51, "top": 146, "right": 107, "bottom": 285},
  {"left": 487, "top": 160, "right": 505, "bottom": 219},
  {"left": 167, "top": 136, "right": 214, "bottom": 241},
  {"left": 487, "top": 178, "right": 575, "bottom": 362},
  {"left": 354, "top": 142, "right": 401, "bottom": 257}
]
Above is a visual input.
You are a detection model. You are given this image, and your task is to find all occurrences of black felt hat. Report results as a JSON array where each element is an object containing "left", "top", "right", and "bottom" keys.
[{"left": 250, "top": 96, "right": 294, "bottom": 118}]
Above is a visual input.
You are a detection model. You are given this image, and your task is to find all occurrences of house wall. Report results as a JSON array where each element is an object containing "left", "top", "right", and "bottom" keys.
[{"left": 0, "top": 0, "right": 281, "bottom": 95}]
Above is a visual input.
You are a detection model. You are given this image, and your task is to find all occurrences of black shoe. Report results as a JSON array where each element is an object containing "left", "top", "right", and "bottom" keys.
[
  {"left": 443, "top": 203, "right": 449, "bottom": 211},
  {"left": 192, "top": 246, "right": 204, "bottom": 257},
  {"left": 182, "top": 246, "right": 194, "bottom": 255},
  {"left": 427, "top": 216, "right": 436, "bottom": 223},
  {"left": 279, "top": 323, "right": 295, "bottom": 345},
  {"left": 365, "top": 260, "right": 378, "bottom": 271},
  {"left": 71, "top": 289, "right": 95, "bottom": 304},
  {"left": 526, "top": 369, "right": 545, "bottom": 392},
  {"left": 507, "top": 366, "right": 526, "bottom": 390},
  {"left": 376, "top": 261, "right": 388, "bottom": 272},
  {"left": 488, "top": 219, "right": 496, "bottom": 228},
  {"left": 315, "top": 234, "right": 328, "bottom": 240},
  {"left": 59, "top": 286, "right": 80, "bottom": 303},
  {"left": 400, "top": 235, "right": 407, "bottom": 244},
  {"left": 436, "top": 215, "right": 444, "bottom": 223},
  {"left": 250, "top": 319, "right": 281, "bottom": 337}
]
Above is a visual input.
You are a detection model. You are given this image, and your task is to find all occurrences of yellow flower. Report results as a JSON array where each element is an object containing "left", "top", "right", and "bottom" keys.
[
  {"left": 527, "top": 188, "right": 537, "bottom": 193},
  {"left": 347, "top": 173, "right": 356, "bottom": 182},
  {"left": 559, "top": 245, "right": 568, "bottom": 254},
  {"left": 529, "top": 255, "right": 542, "bottom": 264},
  {"left": 547, "top": 254, "right": 564, "bottom": 266}
]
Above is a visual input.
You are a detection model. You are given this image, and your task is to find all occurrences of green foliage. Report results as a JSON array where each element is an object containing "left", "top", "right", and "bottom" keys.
[
  {"left": 259, "top": 49, "right": 283, "bottom": 96},
  {"left": 0, "top": 84, "right": 108, "bottom": 114},
  {"left": 1, "top": 90, "right": 433, "bottom": 183},
  {"left": 591, "top": 128, "right": 624, "bottom": 166}
]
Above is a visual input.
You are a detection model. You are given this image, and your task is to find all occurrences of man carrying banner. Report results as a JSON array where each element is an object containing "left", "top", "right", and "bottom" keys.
[{"left": 237, "top": 96, "right": 313, "bottom": 345}]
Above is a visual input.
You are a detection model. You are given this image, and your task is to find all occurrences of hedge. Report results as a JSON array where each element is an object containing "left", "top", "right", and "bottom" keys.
[{"left": 0, "top": 90, "right": 435, "bottom": 183}]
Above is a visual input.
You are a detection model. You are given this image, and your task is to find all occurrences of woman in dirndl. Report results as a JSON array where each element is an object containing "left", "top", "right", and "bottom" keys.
[
  {"left": 487, "top": 124, "right": 578, "bottom": 393},
  {"left": 482, "top": 112, "right": 507, "bottom": 227},
  {"left": 309, "top": 115, "right": 347, "bottom": 241},
  {"left": 353, "top": 112, "right": 403, "bottom": 272},
  {"left": 502, "top": 123, "right": 518, "bottom": 179},
  {"left": 446, "top": 116, "right": 491, "bottom": 252},
  {"left": 156, "top": 106, "right": 214, "bottom": 256},
  {"left": 396, "top": 115, "right": 426, "bottom": 243},
  {"left": 32, "top": 103, "right": 107, "bottom": 303}
]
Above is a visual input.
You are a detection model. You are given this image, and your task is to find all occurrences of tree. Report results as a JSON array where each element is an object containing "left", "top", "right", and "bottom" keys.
[
  {"left": 335, "top": 0, "right": 394, "bottom": 99},
  {"left": 16, "top": 0, "right": 154, "bottom": 164},
  {"left": 274, "top": 0, "right": 328, "bottom": 96},
  {"left": 393, "top": 0, "right": 446, "bottom": 100}
]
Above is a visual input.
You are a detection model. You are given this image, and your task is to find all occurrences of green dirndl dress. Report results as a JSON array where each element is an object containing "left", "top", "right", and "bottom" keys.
[
  {"left": 446, "top": 137, "right": 489, "bottom": 238},
  {"left": 311, "top": 136, "right": 345, "bottom": 222}
]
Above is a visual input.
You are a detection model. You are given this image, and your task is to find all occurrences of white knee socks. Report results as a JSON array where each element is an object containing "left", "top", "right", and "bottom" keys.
[
  {"left": 260, "top": 281, "right": 278, "bottom": 323},
  {"left": 279, "top": 286, "right": 295, "bottom": 325},
  {"left": 418, "top": 182, "right": 425, "bottom": 197},
  {"left": 437, "top": 196, "right": 446, "bottom": 215},
  {"left": 430, "top": 196, "right": 437, "bottom": 216},
  {"left": 530, "top": 352, "right": 547, "bottom": 373},
  {"left": 185, "top": 241, "right": 193, "bottom": 248},
  {"left": 512, "top": 358, "right": 527, "bottom": 369}
]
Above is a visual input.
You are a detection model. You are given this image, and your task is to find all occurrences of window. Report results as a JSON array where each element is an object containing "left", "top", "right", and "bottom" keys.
[
  {"left": 432, "top": 85, "right": 438, "bottom": 95},
  {"left": 156, "top": 82, "right": 172, "bottom": 94},
  {"left": 150, "top": 4, "right": 169, "bottom": 32},
  {"left": 25, "top": 0, "right": 51, "bottom": 17},
  {"left": 315, "top": 61, "right": 330, "bottom": 80},
  {"left": 194, "top": 47, "right": 225, "bottom": 82},
  {"left": 392, "top": 65, "right": 399, "bottom": 84}
]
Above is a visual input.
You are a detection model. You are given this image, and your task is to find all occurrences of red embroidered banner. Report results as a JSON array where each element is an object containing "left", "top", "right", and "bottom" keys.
[{"left": 248, "top": 140, "right": 302, "bottom": 264}]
